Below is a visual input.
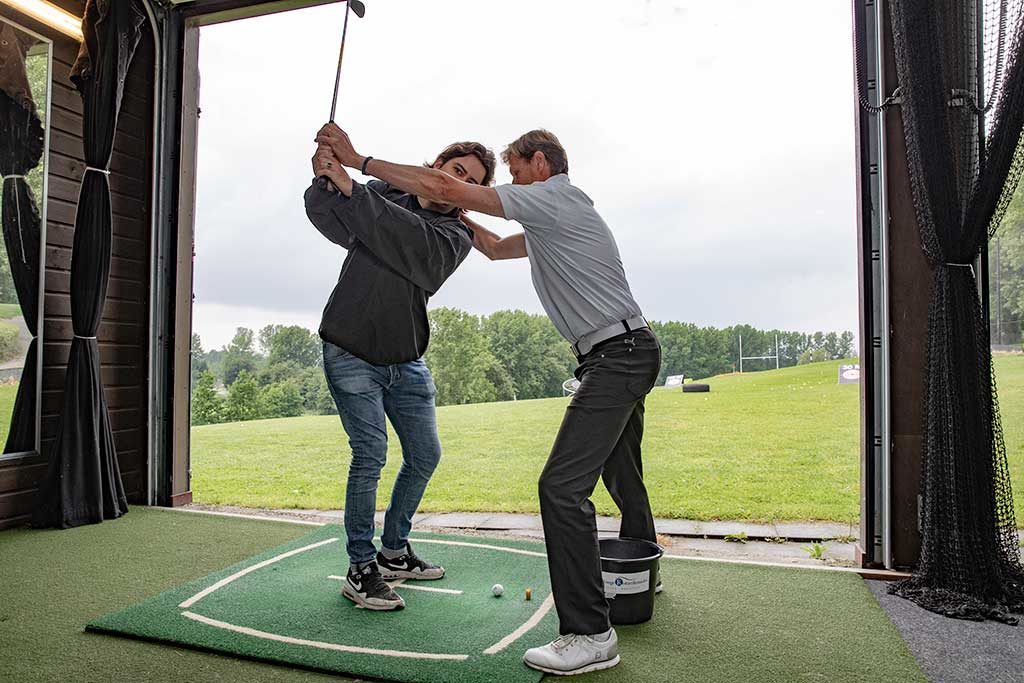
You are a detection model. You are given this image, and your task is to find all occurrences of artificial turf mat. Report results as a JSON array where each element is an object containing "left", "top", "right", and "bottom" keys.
[
  {"left": 87, "top": 523, "right": 557, "bottom": 683},
  {"left": 0, "top": 507, "right": 337, "bottom": 682},
  {"left": 0, "top": 507, "right": 926, "bottom": 683}
]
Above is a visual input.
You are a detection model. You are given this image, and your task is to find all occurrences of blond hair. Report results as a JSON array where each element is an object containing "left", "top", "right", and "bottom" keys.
[{"left": 501, "top": 129, "right": 568, "bottom": 175}]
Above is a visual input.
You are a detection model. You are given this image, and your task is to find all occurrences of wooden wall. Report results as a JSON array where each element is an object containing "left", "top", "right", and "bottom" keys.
[{"left": 0, "top": 2, "right": 154, "bottom": 528}]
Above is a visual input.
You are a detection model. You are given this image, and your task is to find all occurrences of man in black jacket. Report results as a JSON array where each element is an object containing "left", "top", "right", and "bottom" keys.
[{"left": 306, "top": 139, "right": 495, "bottom": 611}]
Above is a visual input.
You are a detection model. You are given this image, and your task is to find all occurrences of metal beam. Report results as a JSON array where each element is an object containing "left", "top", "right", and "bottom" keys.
[
  {"left": 176, "top": 0, "right": 338, "bottom": 26},
  {"left": 853, "top": 0, "right": 893, "bottom": 569}
]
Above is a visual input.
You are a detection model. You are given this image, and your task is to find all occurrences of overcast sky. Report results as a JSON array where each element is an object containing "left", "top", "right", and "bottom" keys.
[{"left": 191, "top": 0, "right": 858, "bottom": 352}]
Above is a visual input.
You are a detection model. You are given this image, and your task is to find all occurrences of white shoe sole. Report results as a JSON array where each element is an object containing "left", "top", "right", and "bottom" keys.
[
  {"left": 523, "top": 655, "right": 620, "bottom": 676},
  {"left": 341, "top": 583, "right": 405, "bottom": 611},
  {"left": 379, "top": 568, "right": 445, "bottom": 581}
]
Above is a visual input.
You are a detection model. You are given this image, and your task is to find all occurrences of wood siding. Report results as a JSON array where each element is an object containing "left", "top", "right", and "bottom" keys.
[{"left": 0, "top": 3, "right": 153, "bottom": 528}]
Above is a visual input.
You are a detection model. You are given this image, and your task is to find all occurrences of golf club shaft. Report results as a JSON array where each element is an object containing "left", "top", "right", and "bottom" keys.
[{"left": 329, "top": 1, "right": 352, "bottom": 122}]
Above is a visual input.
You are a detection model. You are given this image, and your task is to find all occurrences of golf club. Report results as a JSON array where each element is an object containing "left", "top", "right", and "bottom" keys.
[
  {"left": 318, "top": 0, "right": 366, "bottom": 191},
  {"left": 330, "top": 0, "right": 365, "bottom": 122}
]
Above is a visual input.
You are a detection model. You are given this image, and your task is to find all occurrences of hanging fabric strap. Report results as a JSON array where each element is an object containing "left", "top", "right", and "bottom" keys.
[
  {"left": 74, "top": 335, "right": 98, "bottom": 340},
  {"left": 76, "top": 166, "right": 112, "bottom": 210},
  {"left": 1, "top": 174, "right": 29, "bottom": 263}
]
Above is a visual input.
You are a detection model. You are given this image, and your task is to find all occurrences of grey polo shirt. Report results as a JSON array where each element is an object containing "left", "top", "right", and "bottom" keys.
[{"left": 494, "top": 174, "right": 642, "bottom": 344}]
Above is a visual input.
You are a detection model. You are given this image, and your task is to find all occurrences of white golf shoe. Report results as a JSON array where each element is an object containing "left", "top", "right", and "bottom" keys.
[{"left": 523, "top": 629, "right": 620, "bottom": 675}]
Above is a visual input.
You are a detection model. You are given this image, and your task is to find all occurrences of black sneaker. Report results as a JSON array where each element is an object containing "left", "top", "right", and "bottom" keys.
[
  {"left": 342, "top": 562, "right": 405, "bottom": 611},
  {"left": 376, "top": 542, "right": 445, "bottom": 580}
]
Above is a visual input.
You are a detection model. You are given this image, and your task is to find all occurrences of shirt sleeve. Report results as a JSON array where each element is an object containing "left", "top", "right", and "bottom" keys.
[
  {"left": 304, "top": 179, "right": 356, "bottom": 248},
  {"left": 327, "top": 181, "right": 472, "bottom": 294},
  {"left": 494, "top": 183, "right": 560, "bottom": 231}
]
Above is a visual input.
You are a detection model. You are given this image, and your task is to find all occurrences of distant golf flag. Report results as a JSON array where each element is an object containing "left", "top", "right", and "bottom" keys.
[
  {"left": 664, "top": 375, "right": 685, "bottom": 388},
  {"left": 838, "top": 364, "right": 860, "bottom": 384}
]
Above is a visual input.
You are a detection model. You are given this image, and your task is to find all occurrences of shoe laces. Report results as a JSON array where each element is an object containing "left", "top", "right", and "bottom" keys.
[
  {"left": 358, "top": 564, "right": 392, "bottom": 594},
  {"left": 552, "top": 634, "right": 581, "bottom": 651},
  {"left": 403, "top": 544, "right": 436, "bottom": 569}
]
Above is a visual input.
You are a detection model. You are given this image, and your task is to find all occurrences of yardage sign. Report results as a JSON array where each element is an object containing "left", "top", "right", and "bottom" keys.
[
  {"left": 665, "top": 375, "right": 685, "bottom": 387},
  {"left": 839, "top": 364, "right": 861, "bottom": 384}
]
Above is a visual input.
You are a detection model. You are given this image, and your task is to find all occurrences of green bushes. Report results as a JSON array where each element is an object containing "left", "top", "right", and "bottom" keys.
[{"left": 0, "top": 321, "right": 22, "bottom": 363}]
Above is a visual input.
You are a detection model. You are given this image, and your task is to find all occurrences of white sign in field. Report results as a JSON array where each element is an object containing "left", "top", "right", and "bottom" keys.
[
  {"left": 839, "top": 364, "right": 861, "bottom": 384},
  {"left": 664, "top": 374, "right": 685, "bottom": 387}
]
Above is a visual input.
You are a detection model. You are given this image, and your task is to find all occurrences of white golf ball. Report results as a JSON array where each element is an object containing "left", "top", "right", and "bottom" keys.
[{"left": 492, "top": 583, "right": 504, "bottom": 597}]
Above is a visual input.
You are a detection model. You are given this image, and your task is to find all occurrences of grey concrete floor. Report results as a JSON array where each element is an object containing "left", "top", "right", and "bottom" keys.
[{"left": 182, "top": 504, "right": 862, "bottom": 568}]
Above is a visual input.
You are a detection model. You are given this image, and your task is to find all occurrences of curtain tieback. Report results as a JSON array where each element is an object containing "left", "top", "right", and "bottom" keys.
[
  {"left": 74, "top": 335, "right": 98, "bottom": 340},
  {"left": 944, "top": 262, "right": 976, "bottom": 278},
  {"left": 1, "top": 175, "right": 26, "bottom": 182},
  {"left": 84, "top": 166, "right": 110, "bottom": 176}
]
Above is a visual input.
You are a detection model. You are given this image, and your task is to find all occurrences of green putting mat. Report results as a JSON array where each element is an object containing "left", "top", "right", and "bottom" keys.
[{"left": 87, "top": 525, "right": 557, "bottom": 683}]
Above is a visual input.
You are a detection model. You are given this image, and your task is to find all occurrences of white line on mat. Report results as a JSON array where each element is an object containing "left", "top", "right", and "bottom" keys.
[
  {"left": 483, "top": 594, "right": 556, "bottom": 655},
  {"left": 180, "top": 611, "right": 469, "bottom": 661},
  {"left": 178, "top": 537, "right": 339, "bottom": 608},
  {"left": 402, "top": 537, "right": 547, "bottom": 559},
  {"left": 177, "top": 534, "right": 554, "bottom": 660},
  {"left": 326, "top": 576, "right": 464, "bottom": 595}
]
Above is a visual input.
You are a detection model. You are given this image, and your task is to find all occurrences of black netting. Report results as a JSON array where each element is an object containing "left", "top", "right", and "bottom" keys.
[{"left": 881, "top": 0, "right": 1024, "bottom": 624}]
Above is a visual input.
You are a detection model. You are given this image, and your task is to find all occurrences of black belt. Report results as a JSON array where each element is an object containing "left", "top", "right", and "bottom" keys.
[{"left": 571, "top": 315, "right": 649, "bottom": 359}]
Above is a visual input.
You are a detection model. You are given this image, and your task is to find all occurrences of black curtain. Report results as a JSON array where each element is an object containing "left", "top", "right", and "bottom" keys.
[
  {"left": 0, "top": 24, "right": 43, "bottom": 454},
  {"left": 886, "top": 1, "right": 1024, "bottom": 622},
  {"left": 32, "top": 0, "right": 145, "bottom": 529}
]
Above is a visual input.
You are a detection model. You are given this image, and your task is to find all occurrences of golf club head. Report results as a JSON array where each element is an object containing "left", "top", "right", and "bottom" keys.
[{"left": 348, "top": 0, "right": 366, "bottom": 18}]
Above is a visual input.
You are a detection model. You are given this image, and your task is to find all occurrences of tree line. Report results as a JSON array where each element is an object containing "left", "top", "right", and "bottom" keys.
[{"left": 190, "top": 311, "right": 855, "bottom": 425}]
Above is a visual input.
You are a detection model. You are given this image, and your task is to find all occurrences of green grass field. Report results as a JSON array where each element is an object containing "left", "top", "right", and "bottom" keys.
[
  {"left": 0, "top": 381, "right": 18, "bottom": 447},
  {"left": 191, "top": 356, "right": 1024, "bottom": 524},
  {"left": 0, "top": 303, "right": 22, "bottom": 320}
]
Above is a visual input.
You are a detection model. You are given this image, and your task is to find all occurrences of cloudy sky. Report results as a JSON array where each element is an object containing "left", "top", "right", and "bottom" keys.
[{"left": 191, "top": 0, "right": 858, "bottom": 351}]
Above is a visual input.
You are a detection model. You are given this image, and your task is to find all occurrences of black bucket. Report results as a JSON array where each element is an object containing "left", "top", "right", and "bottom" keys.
[{"left": 599, "top": 537, "right": 663, "bottom": 625}]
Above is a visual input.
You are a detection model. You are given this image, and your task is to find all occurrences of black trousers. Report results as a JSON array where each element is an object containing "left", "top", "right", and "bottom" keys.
[{"left": 539, "top": 328, "right": 661, "bottom": 635}]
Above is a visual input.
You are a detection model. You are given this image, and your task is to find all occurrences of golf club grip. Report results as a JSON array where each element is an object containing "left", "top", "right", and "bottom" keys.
[{"left": 315, "top": 175, "right": 338, "bottom": 193}]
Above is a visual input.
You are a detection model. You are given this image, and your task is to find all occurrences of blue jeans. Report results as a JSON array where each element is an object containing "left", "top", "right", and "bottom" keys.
[{"left": 322, "top": 341, "right": 442, "bottom": 566}]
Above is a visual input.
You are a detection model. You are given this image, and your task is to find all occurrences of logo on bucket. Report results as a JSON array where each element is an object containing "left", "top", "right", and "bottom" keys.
[{"left": 602, "top": 570, "right": 650, "bottom": 597}]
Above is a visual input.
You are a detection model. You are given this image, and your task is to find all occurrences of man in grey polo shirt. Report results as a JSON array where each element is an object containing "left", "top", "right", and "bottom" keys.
[{"left": 316, "top": 124, "right": 661, "bottom": 676}]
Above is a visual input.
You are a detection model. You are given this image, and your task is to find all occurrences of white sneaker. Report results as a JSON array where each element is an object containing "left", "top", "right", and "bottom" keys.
[{"left": 523, "top": 629, "right": 620, "bottom": 676}]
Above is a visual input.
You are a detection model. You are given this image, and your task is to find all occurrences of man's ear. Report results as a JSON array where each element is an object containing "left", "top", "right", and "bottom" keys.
[{"left": 532, "top": 151, "right": 549, "bottom": 174}]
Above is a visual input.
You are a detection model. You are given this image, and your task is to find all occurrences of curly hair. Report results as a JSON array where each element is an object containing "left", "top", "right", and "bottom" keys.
[{"left": 428, "top": 141, "right": 497, "bottom": 186}]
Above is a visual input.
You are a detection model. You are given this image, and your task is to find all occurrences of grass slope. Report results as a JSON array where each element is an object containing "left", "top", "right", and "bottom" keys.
[{"left": 191, "top": 356, "right": 1024, "bottom": 523}]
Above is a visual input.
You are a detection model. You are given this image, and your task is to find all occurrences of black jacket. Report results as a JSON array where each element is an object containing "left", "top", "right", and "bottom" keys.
[{"left": 304, "top": 179, "right": 473, "bottom": 365}]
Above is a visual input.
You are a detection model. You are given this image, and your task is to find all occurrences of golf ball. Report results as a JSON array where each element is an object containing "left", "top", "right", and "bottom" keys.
[{"left": 492, "top": 583, "right": 504, "bottom": 597}]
